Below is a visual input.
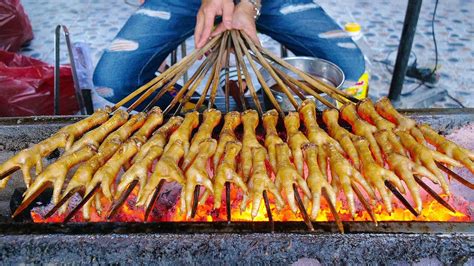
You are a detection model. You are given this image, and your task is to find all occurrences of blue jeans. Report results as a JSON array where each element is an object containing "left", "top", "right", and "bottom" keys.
[{"left": 93, "top": 0, "right": 365, "bottom": 108}]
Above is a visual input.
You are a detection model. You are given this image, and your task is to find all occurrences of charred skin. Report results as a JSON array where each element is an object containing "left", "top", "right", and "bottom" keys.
[
  {"left": 82, "top": 139, "right": 141, "bottom": 219},
  {"left": 274, "top": 143, "right": 311, "bottom": 214},
  {"left": 353, "top": 136, "right": 404, "bottom": 213},
  {"left": 132, "top": 116, "right": 183, "bottom": 165},
  {"left": 284, "top": 112, "right": 311, "bottom": 176},
  {"left": 21, "top": 145, "right": 96, "bottom": 206},
  {"left": 213, "top": 111, "right": 241, "bottom": 167},
  {"left": 137, "top": 140, "right": 185, "bottom": 208},
  {"left": 241, "top": 110, "right": 265, "bottom": 182},
  {"left": 397, "top": 131, "right": 463, "bottom": 195},
  {"left": 240, "top": 147, "right": 284, "bottom": 219},
  {"left": 183, "top": 109, "right": 221, "bottom": 169},
  {"left": 375, "top": 97, "right": 425, "bottom": 144},
  {"left": 340, "top": 103, "right": 384, "bottom": 166},
  {"left": 65, "top": 109, "right": 129, "bottom": 155},
  {"left": 322, "top": 108, "right": 360, "bottom": 169},
  {"left": 164, "top": 111, "right": 200, "bottom": 156},
  {"left": 262, "top": 109, "right": 284, "bottom": 172},
  {"left": 182, "top": 138, "right": 217, "bottom": 218},
  {"left": 213, "top": 141, "right": 247, "bottom": 209},
  {"left": 0, "top": 108, "right": 109, "bottom": 188},
  {"left": 326, "top": 144, "right": 375, "bottom": 217},
  {"left": 299, "top": 99, "right": 342, "bottom": 177},
  {"left": 418, "top": 124, "right": 474, "bottom": 174},
  {"left": 375, "top": 130, "right": 438, "bottom": 212},
  {"left": 302, "top": 143, "right": 336, "bottom": 220}
]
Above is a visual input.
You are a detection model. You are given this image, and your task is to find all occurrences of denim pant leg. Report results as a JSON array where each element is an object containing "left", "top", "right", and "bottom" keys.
[
  {"left": 93, "top": 0, "right": 200, "bottom": 110},
  {"left": 257, "top": 0, "right": 365, "bottom": 83}
]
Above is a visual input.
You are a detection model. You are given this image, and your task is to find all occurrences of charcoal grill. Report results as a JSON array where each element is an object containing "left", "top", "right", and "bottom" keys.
[{"left": 0, "top": 108, "right": 473, "bottom": 264}]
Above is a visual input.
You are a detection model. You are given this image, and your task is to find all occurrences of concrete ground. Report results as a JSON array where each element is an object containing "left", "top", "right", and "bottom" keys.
[{"left": 20, "top": 0, "right": 474, "bottom": 109}]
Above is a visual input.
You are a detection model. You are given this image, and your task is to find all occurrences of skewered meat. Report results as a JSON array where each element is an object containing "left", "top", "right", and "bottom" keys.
[
  {"left": 183, "top": 109, "right": 221, "bottom": 169},
  {"left": 13, "top": 145, "right": 97, "bottom": 217},
  {"left": 164, "top": 111, "right": 200, "bottom": 156},
  {"left": 262, "top": 109, "right": 284, "bottom": 172},
  {"left": 240, "top": 146, "right": 284, "bottom": 219},
  {"left": 213, "top": 141, "right": 247, "bottom": 209},
  {"left": 418, "top": 124, "right": 474, "bottom": 174},
  {"left": 0, "top": 108, "right": 110, "bottom": 188},
  {"left": 299, "top": 100, "right": 342, "bottom": 177},
  {"left": 132, "top": 116, "right": 183, "bottom": 165},
  {"left": 182, "top": 138, "right": 216, "bottom": 218},
  {"left": 375, "top": 97, "right": 425, "bottom": 144},
  {"left": 137, "top": 140, "right": 185, "bottom": 207},
  {"left": 65, "top": 110, "right": 129, "bottom": 155},
  {"left": 322, "top": 108, "right": 360, "bottom": 169},
  {"left": 340, "top": 103, "right": 384, "bottom": 166},
  {"left": 129, "top": 107, "right": 164, "bottom": 147},
  {"left": 397, "top": 131, "right": 462, "bottom": 195},
  {"left": 241, "top": 109, "right": 265, "bottom": 182},
  {"left": 213, "top": 111, "right": 241, "bottom": 167},
  {"left": 302, "top": 143, "right": 336, "bottom": 220},
  {"left": 284, "top": 112, "right": 311, "bottom": 176},
  {"left": 57, "top": 113, "right": 146, "bottom": 215},
  {"left": 352, "top": 136, "right": 404, "bottom": 213},
  {"left": 375, "top": 130, "right": 438, "bottom": 212},
  {"left": 274, "top": 143, "right": 311, "bottom": 214},
  {"left": 326, "top": 143, "right": 375, "bottom": 217}
]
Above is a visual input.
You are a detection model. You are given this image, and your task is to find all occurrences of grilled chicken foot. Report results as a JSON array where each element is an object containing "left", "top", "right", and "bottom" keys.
[
  {"left": 241, "top": 110, "right": 265, "bottom": 182},
  {"left": 240, "top": 147, "right": 284, "bottom": 219},
  {"left": 164, "top": 111, "right": 200, "bottom": 156},
  {"left": 262, "top": 110, "right": 285, "bottom": 172},
  {"left": 302, "top": 143, "right": 336, "bottom": 220},
  {"left": 213, "top": 111, "right": 241, "bottom": 167},
  {"left": 284, "top": 112, "right": 311, "bottom": 176}
]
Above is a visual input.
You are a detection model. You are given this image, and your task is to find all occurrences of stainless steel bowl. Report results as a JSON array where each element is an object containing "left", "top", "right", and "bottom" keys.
[{"left": 260, "top": 56, "right": 345, "bottom": 111}]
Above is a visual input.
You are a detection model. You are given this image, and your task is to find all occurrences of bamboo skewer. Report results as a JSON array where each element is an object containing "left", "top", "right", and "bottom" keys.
[{"left": 208, "top": 32, "right": 230, "bottom": 109}]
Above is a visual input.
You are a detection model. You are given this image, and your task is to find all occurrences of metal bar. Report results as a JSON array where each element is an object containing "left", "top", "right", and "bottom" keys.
[
  {"left": 54, "top": 25, "right": 61, "bottom": 115},
  {"left": 388, "top": 0, "right": 423, "bottom": 101},
  {"left": 181, "top": 42, "right": 188, "bottom": 83},
  {"left": 63, "top": 25, "right": 86, "bottom": 115}
]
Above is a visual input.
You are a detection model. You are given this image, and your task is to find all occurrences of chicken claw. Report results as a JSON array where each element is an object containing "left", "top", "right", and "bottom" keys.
[
  {"left": 183, "top": 109, "right": 221, "bottom": 169},
  {"left": 327, "top": 144, "right": 375, "bottom": 217},
  {"left": 240, "top": 147, "right": 284, "bottom": 219},
  {"left": 375, "top": 130, "right": 438, "bottom": 212},
  {"left": 322, "top": 108, "right": 360, "bottom": 169},
  {"left": 213, "top": 141, "right": 247, "bottom": 209},
  {"left": 241, "top": 110, "right": 265, "bottom": 182},
  {"left": 262, "top": 110, "right": 284, "bottom": 172},
  {"left": 274, "top": 143, "right": 311, "bottom": 214},
  {"left": 284, "top": 112, "right": 311, "bottom": 176},
  {"left": 182, "top": 138, "right": 216, "bottom": 218},
  {"left": 213, "top": 111, "right": 241, "bottom": 167},
  {"left": 353, "top": 136, "right": 404, "bottom": 213},
  {"left": 340, "top": 103, "right": 384, "bottom": 166},
  {"left": 375, "top": 97, "right": 425, "bottom": 144},
  {"left": 164, "top": 111, "right": 200, "bottom": 156},
  {"left": 397, "top": 131, "right": 462, "bottom": 195},
  {"left": 418, "top": 124, "right": 474, "bottom": 174},
  {"left": 137, "top": 140, "right": 185, "bottom": 207},
  {"left": 302, "top": 143, "right": 336, "bottom": 220}
]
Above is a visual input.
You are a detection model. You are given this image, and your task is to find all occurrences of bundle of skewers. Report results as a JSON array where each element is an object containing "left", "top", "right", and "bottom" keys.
[{"left": 1, "top": 30, "right": 473, "bottom": 233}]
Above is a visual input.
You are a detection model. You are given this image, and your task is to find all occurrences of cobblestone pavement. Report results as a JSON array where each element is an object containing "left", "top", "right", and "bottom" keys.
[{"left": 21, "top": 0, "right": 474, "bottom": 109}]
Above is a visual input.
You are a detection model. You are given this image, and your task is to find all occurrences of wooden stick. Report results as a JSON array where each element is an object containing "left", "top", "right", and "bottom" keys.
[
  {"left": 144, "top": 179, "right": 165, "bottom": 221},
  {"left": 262, "top": 190, "right": 274, "bottom": 233},
  {"left": 384, "top": 180, "right": 419, "bottom": 217},
  {"left": 107, "top": 179, "right": 138, "bottom": 220},
  {"left": 235, "top": 36, "right": 284, "bottom": 117},
  {"left": 322, "top": 188, "right": 344, "bottom": 233},
  {"left": 190, "top": 185, "right": 201, "bottom": 218},
  {"left": 225, "top": 182, "right": 231, "bottom": 223},
  {"left": 230, "top": 31, "right": 263, "bottom": 115},
  {"left": 273, "top": 67, "right": 306, "bottom": 101},
  {"left": 414, "top": 175, "right": 456, "bottom": 212},
  {"left": 351, "top": 182, "right": 378, "bottom": 225},
  {"left": 208, "top": 32, "right": 230, "bottom": 109},
  {"left": 112, "top": 34, "right": 222, "bottom": 111},
  {"left": 63, "top": 183, "right": 100, "bottom": 223},
  {"left": 436, "top": 162, "right": 474, "bottom": 189},
  {"left": 239, "top": 31, "right": 300, "bottom": 110},
  {"left": 224, "top": 36, "right": 232, "bottom": 113},
  {"left": 293, "top": 184, "right": 314, "bottom": 231},
  {"left": 45, "top": 187, "right": 82, "bottom": 219},
  {"left": 12, "top": 182, "right": 49, "bottom": 218},
  {"left": 234, "top": 42, "right": 248, "bottom": 111}
]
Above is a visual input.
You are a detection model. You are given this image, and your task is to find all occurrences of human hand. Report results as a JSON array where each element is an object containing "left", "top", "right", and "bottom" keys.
[
  {"left": 211, "top": 0, "right": 260, "bottom": 45},
  {"left": 195, "top": 0, "right": 235, "bottom": 49}
]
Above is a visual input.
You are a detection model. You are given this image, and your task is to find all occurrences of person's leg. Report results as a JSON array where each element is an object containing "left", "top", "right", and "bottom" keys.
[
  {"left": 93, "top": 0, "right": 200, "bottom": 109},
  {"left": 257, "top": 0, "right": 365, "bottom": 83}
]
